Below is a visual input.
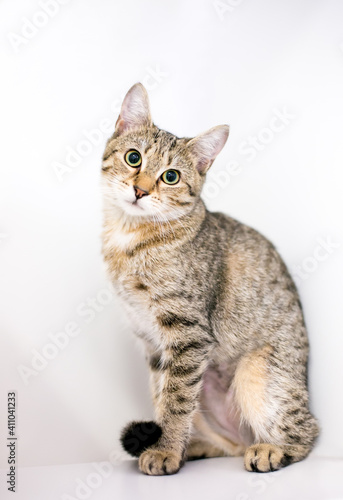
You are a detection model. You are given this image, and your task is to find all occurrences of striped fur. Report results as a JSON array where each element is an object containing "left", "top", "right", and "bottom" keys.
[{"left": 102, "top": 83, "right": 319, "bottom": 475}]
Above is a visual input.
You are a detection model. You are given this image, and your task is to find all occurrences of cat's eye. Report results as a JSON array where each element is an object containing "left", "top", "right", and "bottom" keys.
[
  {"left": 161, "top": 169, "right": 180, "bottom": 185},
  {"left": 125, "top": 150, "right": 142, "bottom": 167}
]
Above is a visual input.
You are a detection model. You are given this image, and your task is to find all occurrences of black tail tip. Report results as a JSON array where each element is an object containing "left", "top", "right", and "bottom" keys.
[{"left": 120, "top": 420, "right": 162, "bottom": 457}]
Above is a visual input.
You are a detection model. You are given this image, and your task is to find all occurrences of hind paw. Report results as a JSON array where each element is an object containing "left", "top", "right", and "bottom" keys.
[{"left": 244, "top": 444, "right": 292, "bottom": 472}]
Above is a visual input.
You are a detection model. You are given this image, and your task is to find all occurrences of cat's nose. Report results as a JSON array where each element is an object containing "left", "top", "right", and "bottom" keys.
[{"left": 134, "top": 186, "right": 149, "bottom": 199}]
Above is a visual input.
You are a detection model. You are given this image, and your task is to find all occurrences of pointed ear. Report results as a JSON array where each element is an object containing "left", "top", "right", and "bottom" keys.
[
  {"left": 187, "top": 125, "right": 230, "bottom": 174},
  {"left": 115, "top": 83, "right": 152, "bottom": 136}
]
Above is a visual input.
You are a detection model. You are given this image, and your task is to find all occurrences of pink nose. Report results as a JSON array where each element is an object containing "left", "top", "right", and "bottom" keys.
[{"left": 134, "top": 186, "right": 149, "bottom": 199}]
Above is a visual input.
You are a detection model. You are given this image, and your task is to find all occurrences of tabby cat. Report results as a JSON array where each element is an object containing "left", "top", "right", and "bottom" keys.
[{"left": 101, "top": 83, "right": 319, "bottom": 475}]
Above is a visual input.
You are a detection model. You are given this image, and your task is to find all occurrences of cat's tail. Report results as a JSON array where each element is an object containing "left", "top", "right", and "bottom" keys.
[{"left": 120, "top": 421, "right": 162, "bottom": 457}]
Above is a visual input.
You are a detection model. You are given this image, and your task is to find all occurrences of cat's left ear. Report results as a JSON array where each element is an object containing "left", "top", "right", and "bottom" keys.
[
  {"left": 187, "top": 125, "right": 229, "bottom": 174},
  {"left": 115, "top": 83, "right": 152, "bottom": 136}
]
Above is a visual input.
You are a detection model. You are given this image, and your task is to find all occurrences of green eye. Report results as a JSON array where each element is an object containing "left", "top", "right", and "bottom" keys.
[
  {"left": 161, "top": 169, "right": 180, "bottom": 185},
  {"left": 125, "top": 150, "right": 142, "bottom": 167}
]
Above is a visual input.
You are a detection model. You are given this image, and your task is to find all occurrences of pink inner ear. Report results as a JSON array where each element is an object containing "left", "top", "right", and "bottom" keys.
[
  {"left": 190, "top": 125, "right": 230, "bottom": 174},
  {"left": 115, "top": 117, "right": 127, "bottom": 135},
  {"left": 115, "top": 109, "right": 150, "bottom": 135},
  {"left": 115, "top": 83, "right": 152, "bottom": 136},
  {"left": 196, "top": 155, "right": 213, "bottom": 174}
]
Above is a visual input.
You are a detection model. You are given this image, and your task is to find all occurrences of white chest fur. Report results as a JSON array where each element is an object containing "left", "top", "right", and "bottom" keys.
[
  {"left": 106, "top": 223, "right": 137, "bottom": 252},
  {"left": 104, "top": 218, "right": 165, "bottom": 350}
]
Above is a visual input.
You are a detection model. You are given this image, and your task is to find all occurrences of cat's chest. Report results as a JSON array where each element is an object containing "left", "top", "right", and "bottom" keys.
[
  {"left": 107, "top": 247, "right": 162, "bottom": 341},
  {"left": 117, "top": 272, "right": 152, "bottom": 303},
  {"left": 115, "top": 272, "right": 162, "bottom": 346},
  {"left": 104, "top": 224, "right": 191, "bottom": 344},
  {"left": 105, "top": 227, "right": 179, "bottom": 293}
]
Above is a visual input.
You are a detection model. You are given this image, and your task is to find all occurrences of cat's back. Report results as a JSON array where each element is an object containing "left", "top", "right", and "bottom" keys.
[
  {"left": 202, "top": 207, "right": 282, "bottom": 269},
  {"left": 204, "top": 209, "right": 305, "bottom": 356},
  {"left": 205, "top": 209, "right": 290, "bottom": 281}
]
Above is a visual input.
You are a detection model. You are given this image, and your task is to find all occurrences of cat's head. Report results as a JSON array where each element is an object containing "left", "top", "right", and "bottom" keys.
[{"left": 102, "top": 83, "right": 229, "bottom": 222}]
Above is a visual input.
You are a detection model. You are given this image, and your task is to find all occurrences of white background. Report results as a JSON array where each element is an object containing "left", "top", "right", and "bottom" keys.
[{"left": 1, "top": 0, "right": 343, "bottom": 469}]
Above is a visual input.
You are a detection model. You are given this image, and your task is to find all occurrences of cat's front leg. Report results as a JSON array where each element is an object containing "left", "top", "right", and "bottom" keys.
[{"left": 139, "top": 317, "right": 212, "bottom": 475}]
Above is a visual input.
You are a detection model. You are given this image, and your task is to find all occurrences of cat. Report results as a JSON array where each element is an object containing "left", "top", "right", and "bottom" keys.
[{"left": 101, "top": 83, "right": 319, "bottom": 475}]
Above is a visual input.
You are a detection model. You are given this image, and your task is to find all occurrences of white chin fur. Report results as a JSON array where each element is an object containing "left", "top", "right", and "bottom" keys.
[{"left": 118, "top": 197, "right": 153, "bottom": 218}]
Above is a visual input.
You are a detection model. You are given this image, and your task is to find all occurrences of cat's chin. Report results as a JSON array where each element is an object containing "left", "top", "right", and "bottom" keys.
[
  {"left": 114, "top": 198, "right": 182, "bottom": 223},
  {"left": 116, "top": 198, "right": 152, "bottom": 220},
  {"left": 123, "top": 199, "right": 145, "bottom": 213}
]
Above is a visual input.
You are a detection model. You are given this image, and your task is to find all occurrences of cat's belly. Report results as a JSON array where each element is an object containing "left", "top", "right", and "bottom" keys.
[
  {"left": 116, "top": 278, "right": 252, "bottom": 446},
  {"left": 199, "top": 365, "right": 253, "bottom": 447}
]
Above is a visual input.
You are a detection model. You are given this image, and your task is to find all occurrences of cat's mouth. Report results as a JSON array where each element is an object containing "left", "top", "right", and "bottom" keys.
[
  {"left": 121, "top": 198, "right": 146, "bottom": 215},
  {"left": 120, "top": 194, "right": 159, "bottom": 218},
  {"left": 131, "top": 199, "right": 143, "bottom": 208},
  {"left": 128, "top": 199, "right": 143, "bottom": 209}
]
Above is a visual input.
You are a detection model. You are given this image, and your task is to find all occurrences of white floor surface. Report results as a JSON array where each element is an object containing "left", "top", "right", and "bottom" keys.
[{"left": 1, "top": 455, "right": 343, "bottom": 500}]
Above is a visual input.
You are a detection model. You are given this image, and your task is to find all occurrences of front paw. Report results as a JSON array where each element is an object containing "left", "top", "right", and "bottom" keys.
[{"left": 138, "top": 449, "right": 183, "bottom": 476}]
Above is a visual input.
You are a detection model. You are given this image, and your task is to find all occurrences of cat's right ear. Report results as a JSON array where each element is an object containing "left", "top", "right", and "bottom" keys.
[{"left": 114, "top": 83, "right": 152, "bottom": 136}]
